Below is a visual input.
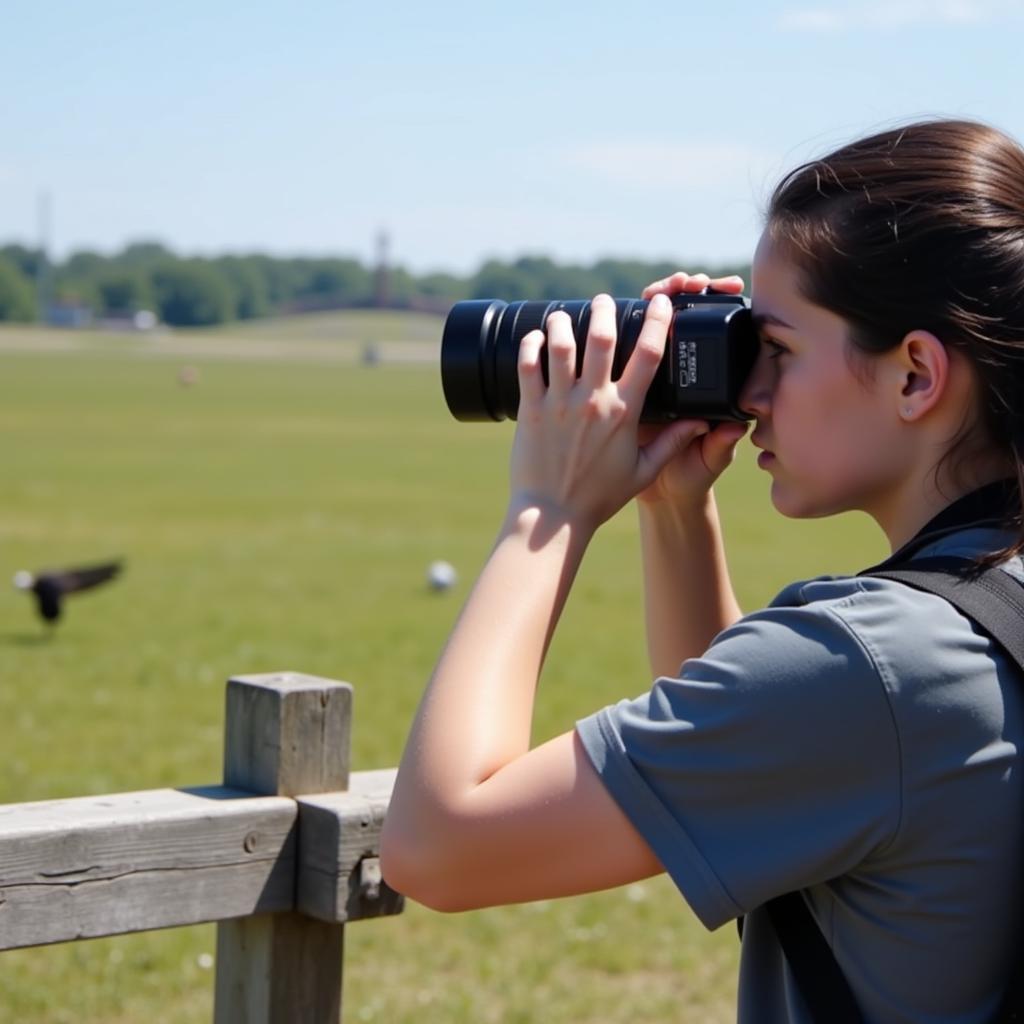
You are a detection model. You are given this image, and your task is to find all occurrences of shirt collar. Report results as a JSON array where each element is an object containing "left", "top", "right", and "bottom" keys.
[{"left": 867, "top": 479, "right": 1020, "bottom": 572}]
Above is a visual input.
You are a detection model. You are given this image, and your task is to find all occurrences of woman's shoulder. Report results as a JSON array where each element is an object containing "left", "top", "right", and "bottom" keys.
[
  {"left": 695, "top": 570, "right": 973, "bottom": 709},
  {"left": 745, "top": 548, "right": 1019, "bottom": 707},
  {"left": 769, "top": 566, "right": 977, "bottom": 636},
  {"left": 769, "top": 570, "right": 954, "bottom": 626},
  {"left": 752, "top": 570, "right": 939, "bottom": 642},
  {"left": 768, "top": 524, "right": 1023, "bottom": 627}
]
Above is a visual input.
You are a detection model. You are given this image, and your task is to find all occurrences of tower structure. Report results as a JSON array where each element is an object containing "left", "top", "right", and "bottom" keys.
[
  {"left": 36, "top": 190, "right": 52, "bottom": 322},
  {"left": 374, "top": 229, "right": 390, "bottom": 309}
]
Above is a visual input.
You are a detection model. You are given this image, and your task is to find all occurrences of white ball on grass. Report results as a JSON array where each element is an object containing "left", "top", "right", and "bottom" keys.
[{"left": 427, "top": 560, "right": 457, "bottom": 592}]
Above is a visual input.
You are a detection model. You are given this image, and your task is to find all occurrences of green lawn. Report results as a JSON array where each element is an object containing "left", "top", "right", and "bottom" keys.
[{"left": 0, "top": 315, "right": 884, "bottom": 1022}]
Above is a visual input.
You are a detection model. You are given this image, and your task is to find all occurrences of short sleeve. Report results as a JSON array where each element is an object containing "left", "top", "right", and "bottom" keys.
[{"left": 576, "top": 593, "right": 902, "bottom": 930}]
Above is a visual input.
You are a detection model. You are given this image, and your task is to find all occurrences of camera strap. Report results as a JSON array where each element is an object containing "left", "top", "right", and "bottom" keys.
[{"left": 750, "top": 479, "right": 1024, "bottom": 1023}]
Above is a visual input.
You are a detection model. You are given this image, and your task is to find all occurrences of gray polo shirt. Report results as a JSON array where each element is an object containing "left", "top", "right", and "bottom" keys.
[{"left": 576, "top": 528, "right": 1024, "bottom": 1022}]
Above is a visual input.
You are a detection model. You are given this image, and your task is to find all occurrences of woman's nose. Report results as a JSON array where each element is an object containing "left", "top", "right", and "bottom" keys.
[{"left": 739, "top": 349, "right": 772, "bottom": 419}]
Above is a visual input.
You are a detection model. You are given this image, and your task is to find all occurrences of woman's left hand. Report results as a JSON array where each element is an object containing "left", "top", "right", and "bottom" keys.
[{"left": 508, "top": 292, "right": 712, "bottom": 532}]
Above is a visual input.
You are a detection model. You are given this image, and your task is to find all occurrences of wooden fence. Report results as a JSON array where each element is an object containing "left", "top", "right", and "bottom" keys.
[{"left": 0, "top": 672, "right": 404, "bottom": 1023}]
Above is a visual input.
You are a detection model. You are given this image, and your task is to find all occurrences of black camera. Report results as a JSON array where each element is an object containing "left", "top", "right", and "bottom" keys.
[{"left": 440, "top": 293, "right": 757, "bottom": 423}]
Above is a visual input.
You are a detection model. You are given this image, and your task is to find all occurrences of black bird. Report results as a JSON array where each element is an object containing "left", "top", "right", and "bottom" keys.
[{"left": 13, "top": 560, "right": 123, "bottom": 624}]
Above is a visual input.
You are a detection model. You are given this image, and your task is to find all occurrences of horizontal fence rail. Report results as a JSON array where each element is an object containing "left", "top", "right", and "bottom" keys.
[{"left": 0, "top": 672, "right": 404, "bottom": 1024}]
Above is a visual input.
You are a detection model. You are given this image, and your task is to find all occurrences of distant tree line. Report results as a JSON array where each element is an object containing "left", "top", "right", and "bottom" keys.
[{"left": 0, "top": 241, "right": 749, "bottom": 328}]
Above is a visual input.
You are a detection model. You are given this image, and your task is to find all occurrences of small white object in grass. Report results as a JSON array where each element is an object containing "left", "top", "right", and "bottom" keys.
[
  {"left": 626, "top": 883, "right": 648, "bottom": 903},
  {"left": 427, "top": 560, "right": 457, "bottom": 591},
  {"left": 197, "top": 952, "right": 214, "bottom": 970}
]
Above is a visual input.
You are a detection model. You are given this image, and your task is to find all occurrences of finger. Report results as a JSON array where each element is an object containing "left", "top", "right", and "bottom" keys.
[
  {"left": 619, "top": 292, "right": 672, "bottom": 409},
  {"left": 636, "top": 420, "right": 710, "bottom": 486},
  {"left": 698, "top": 421, "right": 749, "bottom": 476},
  {"left": 643, "top": 270, "right": 724, "bottom": 299},
  {"left": 642, "top": 271, "right": 689, "bottom": 299},
  {"left": 645, "top": 271, "right": 734, "bottom": 298},
  {"left": 581, "top": 293, "right": 617, "bottom": 389},
  {"left": 517, "top": 329, "right": 547, "bottom": 410},
  {"left": 544, "top": 311, "right": 577, "bottom": 396},
  {"left": 708, "top": 274, "right": 745, "bottom": 294}
]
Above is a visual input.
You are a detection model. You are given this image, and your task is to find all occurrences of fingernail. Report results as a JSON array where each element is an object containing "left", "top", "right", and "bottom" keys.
[{"left": 651, "top": 293, "right": 670, "bottom": 312}]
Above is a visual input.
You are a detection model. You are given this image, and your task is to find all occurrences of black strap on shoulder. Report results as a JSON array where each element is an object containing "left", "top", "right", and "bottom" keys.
[
  {"left": 758, "top": 553, "right": 1024, "bottom": 1024},
  {"left": 872, "top": 556, "right": 1024, "bottom": 669},
  {"left": 746, "top": 479, "right": 1023, "bottom": 1023},
  {"left": 870, "top": 557, "right": 1024, "bottom": 1024}
]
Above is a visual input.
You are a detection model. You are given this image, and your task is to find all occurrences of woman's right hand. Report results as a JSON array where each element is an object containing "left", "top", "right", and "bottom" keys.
[{"left": 635, "top": 271, "right": 749, "bottom": 511}]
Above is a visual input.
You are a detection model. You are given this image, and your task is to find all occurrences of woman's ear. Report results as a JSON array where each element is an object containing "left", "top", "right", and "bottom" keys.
[{"left": 893, "top": 330, "right": 950, "bottom": 421}]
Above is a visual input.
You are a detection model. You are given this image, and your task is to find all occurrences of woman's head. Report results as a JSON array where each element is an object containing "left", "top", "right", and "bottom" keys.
[{"left": 749, "top": 118, "right": 1024, "bottom": 550}]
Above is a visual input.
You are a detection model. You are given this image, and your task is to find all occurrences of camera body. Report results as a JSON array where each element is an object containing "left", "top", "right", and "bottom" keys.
[{"left": 440, "top": 293, "right": 757, "bottom": 423}]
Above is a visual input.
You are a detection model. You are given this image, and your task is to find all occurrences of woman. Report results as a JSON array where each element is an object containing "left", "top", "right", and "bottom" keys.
[{"left": 380, "top": 118, "right": 1024, "bottom": 1021}]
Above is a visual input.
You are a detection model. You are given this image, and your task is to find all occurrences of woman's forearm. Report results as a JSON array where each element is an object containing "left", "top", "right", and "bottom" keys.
[
  {"left": 386, "top": 505, "right": 590, "bottom": 834},
  {"left": 638, "top": 490, "right": 742, "bottom": 678}
]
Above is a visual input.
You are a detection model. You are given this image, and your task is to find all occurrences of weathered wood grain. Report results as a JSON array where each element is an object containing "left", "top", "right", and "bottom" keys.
[
  {"left": 0, "top": 672, "right": 403, "bottom": 1023},
  {"left": 214, "top": 912, "right": 344, "bottom": 1023},
  {"left": 0, "top": 787, "right": 296, "bottom": 950},
  {"left": 297, "top": 769, "right": 404, "bottom": 923},
  {"left": 222, "top": 672, "right": 353, "bottom": 797},
  {"left": 215, "top": 673, "right": 351, "bottom": 1024}
]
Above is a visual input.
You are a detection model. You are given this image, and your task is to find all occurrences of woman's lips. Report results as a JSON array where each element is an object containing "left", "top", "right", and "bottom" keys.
[{"left": 751, "top": 433, "right": 775, "bottom": 468}]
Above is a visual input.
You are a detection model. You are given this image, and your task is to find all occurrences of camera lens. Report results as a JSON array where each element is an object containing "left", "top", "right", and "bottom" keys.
[{"left": 440, "top": 295, "right": 756, "bottom": 423}]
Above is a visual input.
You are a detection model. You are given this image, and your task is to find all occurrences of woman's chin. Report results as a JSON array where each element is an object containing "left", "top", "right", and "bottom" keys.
[{"left": 768, "top": 481, "right": 829, "bottom": 520}]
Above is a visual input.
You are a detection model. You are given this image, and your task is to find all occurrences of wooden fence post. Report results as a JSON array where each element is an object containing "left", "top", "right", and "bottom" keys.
[{"left": 213, "top": 672, "right": 353, "bottom": 1024}]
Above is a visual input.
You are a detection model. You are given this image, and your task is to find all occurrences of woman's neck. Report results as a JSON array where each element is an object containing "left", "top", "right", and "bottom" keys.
[{"left": 877, "top": 459, "right": 1015, "bottom": 553}]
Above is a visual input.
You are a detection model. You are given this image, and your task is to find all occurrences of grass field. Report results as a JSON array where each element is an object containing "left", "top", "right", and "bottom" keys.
[{"left": 0, "top": 313, "right": 885, "bottom": 1022}]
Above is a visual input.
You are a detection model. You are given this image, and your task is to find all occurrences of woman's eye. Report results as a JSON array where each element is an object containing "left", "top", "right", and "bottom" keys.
[{"left": 761, "top": 338, "right": 788, "bottom": 360}]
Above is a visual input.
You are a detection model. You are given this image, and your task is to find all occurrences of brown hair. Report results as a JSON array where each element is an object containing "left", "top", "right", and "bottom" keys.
[{"left": 766, "top": 118, "right": 1024, "bottom": 560}]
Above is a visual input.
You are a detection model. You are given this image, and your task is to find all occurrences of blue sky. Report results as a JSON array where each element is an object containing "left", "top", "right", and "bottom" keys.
[{"left": 2, "top": 0, "right": 1023, "bottom": 274}]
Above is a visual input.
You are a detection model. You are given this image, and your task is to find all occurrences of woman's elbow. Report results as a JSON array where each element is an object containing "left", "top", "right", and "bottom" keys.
[{"left": 379, "top": 817, "right": 474, "bottom": 913}]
